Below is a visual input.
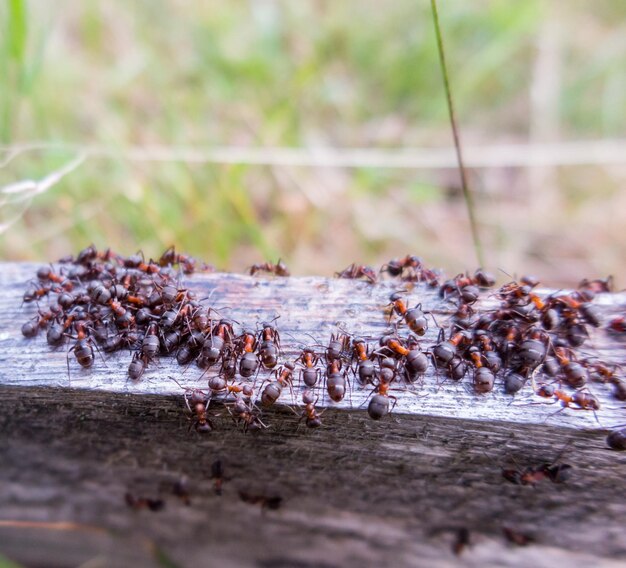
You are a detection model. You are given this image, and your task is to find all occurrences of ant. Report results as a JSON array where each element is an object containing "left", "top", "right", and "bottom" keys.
[
  {"left": 532, "top": 377, "right": 599, "bottom": 411},
  {"left": 23, "top": 282, "right": 59, "bottom": 303},
  {"left": 433, "top": 329, "right": 470, "bottom": 366},
  {"left": 326, "top": 358, "right": 348, "bottom": 403},
  {"left": 586, "top": 361, "right": 626, "bottom": 401},
  {"left": 578, "top": 276, "right": 613, "bottom": 295},
  {"left": 502, "top": 461, "right": 573, "bottom": 486},
  {"left": 439, "top": 269, "right": 495, "bottom": 301},
  {"left": 388, "top": 293, "right": 428, "bottom": 336},
  {"left": 159, "top": 246, "right": 206, "bottom": 274},
  {"left": 207, "top": 376, "right": 254, "bottom": 400},
  {"left": 21, "top": 306, "right": 61, "bottom": 338},
  {"left": 335, "top": 263, "right": 377, "bottom": 284},
  {"left": 552, "top": 293, "right": 602, "bottom": 328},
  {"left": 258, "top": 321, "right": 280, "bottom": 369},
  {"left": 381, "top": 255, "right": 440, "bottom": 286},
  {"left": 325, "top": 332, "right": 351, "bottom": 364},
  {"left": 238, "top": 491, "right": 282, "bottom": 511},
  {"left": 128, "top": 351, "right": 150, "bottom": 380},
  {"left": 607, "top": 316, "right": 626, "bottom": 334},
  {"left": 367, "top": 358, "right": 398, "bottom": 420},
  {"left": 503, "top": 370, "right": 527, "bottom": 394},
  {"left": 228, "top": 396, "right": 266, "bottom": 433},
  {"left": 169, "top": 378, "right": 213, "bottom": 433},
  {"left": 127, "top": 323, "right": 161, "bottom": 380},
  {"left": 211, "top": 459, "right": 225, "bottom": 495},
  {"left": 378, "top": 333, "right": 410, "bottom": 358},
  {"left": 515, "top": 328, "right": 550, "bottom": 371},
  {"left": 502, "top": 527, "right": 534, "bottom": 547},
  {"left": 236, "top": 328, "right": 260, "bottom": 379},
  {"left": 35, "top": 265, "right": 73, "bottom": 291},
  {"left": 467, "top": 347, "right": 495, "bottom": 394},
  {"left": 186, "top": 391, "right": 213, "bottom": 434},
  {"left": 125, "top": 493, "right": 165, "bottom": 512},
  {"left": 473, "top": 330, "right": 502, "bottom": 372},
  {"left": 351, "top": 337, "right": 376, "bottom": 384},
  {"left": 301, "top": 389, "right": 323, "bottom": 428},
  {"left": 261, "top": 362, "right": 295, "bottom": 407},
  {"left": 249, "top": 260, "right": 290, "bottom": 277},
  {"left": 553, "top": 346, "right": 588, "bottom": 388},
  {"left": 296, "top": 346, "right": 322, "bottom": 387},
  {"left": 607, "top": 428, "right": 626, "bottom": 451},
  {"left": 68, "top": 321, "right": 96, "bottom": 369},
  {"left": 197, "top": 319, "right": 234, "bottom": 369}
]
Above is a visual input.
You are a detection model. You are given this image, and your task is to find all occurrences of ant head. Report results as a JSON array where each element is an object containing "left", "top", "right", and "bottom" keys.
[{"left": 259, "top": 315, "right": 280, "bottom": 328}]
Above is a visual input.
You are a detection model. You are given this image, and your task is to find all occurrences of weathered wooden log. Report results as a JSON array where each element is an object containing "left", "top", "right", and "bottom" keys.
[{"left": 0, "top": 263, "right": 625, "bottom": 567}]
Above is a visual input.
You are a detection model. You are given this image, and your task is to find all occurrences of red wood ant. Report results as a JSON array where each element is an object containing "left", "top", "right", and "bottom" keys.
[
  {"left": 228, "top": 396, "right": 266, "bottom": 433},
  {"left": 301, "top": 389, "right": 323, "bottom": 428},
  {"left": 607, "top": 428, "right": 626, "bottom": 451},
  {"left": 502, "top": 461, "right": 573, "bottom": 486},
  {"left": 326, "top": 359, "right": 348, "bottom": 402},
  {"left": 586, "top": 361, "right": 626, "bottom": 401},
  {"left": 125, "top": 493, "right": 165, "bottom": 512},
  {"left": 325, "top": 332, "right": 351, "bottom": 364},
  {"left": 258, "top": 321, "right": 280, "bottom": 369},
  {"left": 579, "top": 276, "right": 613, "bottom": 295},
  {"left": 502, "top": 527, "right": 534, "bottom": 547},
  {"left": 381, "top": 255, "right": 440, "bottom": 286},
  {"left": 378, "top": 333, "right": 410, "bottom": 358},
  {"left": 249, "top": 260, "right": 290, "bottom": 277},
  {"left": 211, "top": 459, "right": 225, "bottom": 495},
  {"left": 335, "top": 263, "right": 377, "bottom": 284},
  {"left": 388, "top": 293, "right": 428, "bottom": 336},
  {"left": 533, "top": 377, "right": 599, "bottom": 411},
  {"left": 21, "top": 306, "right": 61, "bottom": 338},
  {"left": 159, "top": 246, "right": 209, "bottom": 274},
  {"left": 238, "top": 491, "right": 282, "bottom": 510},
  {"left": 261, "top": 362, "right": 296, "bottom": 407},
  {"left": 236, "top": 328, "right": 260, "bottom": 378},
  {"left": 553, "top": 346, "right": 588, "bottom": 388},
  {"left": 552, "top": 293, "right": 602, "bottom": 328},
  {"left": 468, "top": 347, "right": 495, "bottom": 393},
  {"left": 402, "top": 337, "right": 429, "bottom": 383},
  {"left": 608, "top": 316, "right": 626, "bottom": 334},
  {"left": 296, "top": 346, "right": 321, "bottom": 387},
  {"left": 197, "top": 319, "right": 234, "bottom": 369},
  {"left": 351, "top": 337, "right": 376, "bottom": 384},
  {"left": 173, "top": 382, "right": 214, "bottom": 433},
  {"left": 433, "top": 329, "right": 470, "bottom": 366},
  {"left": 208, "top": 376, "right": 254, "bottom": 400},
  {"left": 68, "top": 321, "right": 96, "bottom": 369},
  {"left": 367, "top": 358, "right": 397, "bottom": 420}
]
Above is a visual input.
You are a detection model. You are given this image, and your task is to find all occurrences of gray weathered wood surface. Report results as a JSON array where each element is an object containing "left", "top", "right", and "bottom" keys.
[
  {"left": 2, "top": 263, "right": 626, "bottom": 429},
  {"left": 1, "top": 262, "right": 625, "bottom": 567}
]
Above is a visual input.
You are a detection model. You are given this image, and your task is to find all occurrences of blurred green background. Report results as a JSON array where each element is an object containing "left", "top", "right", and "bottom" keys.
[{"left": 1, "top": 0, "right": 625, "bottom": 285}]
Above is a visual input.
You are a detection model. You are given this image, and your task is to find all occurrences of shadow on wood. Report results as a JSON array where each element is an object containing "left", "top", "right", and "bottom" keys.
[{"left": 0, "top": 386, "right": 624, "bottom": 568}]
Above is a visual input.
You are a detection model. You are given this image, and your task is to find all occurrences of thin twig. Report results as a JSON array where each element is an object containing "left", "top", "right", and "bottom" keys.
[
  {"left": 431, "top": 0, "right": 484, "bottom": 267},
  {"left": 0, "top": 153, "right": 86, "bottom": 234},
  {"left": 1, "top": 141, "right": 626, "bottom": 169}
]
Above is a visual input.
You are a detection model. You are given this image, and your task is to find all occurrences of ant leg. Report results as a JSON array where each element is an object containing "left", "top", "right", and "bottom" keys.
[
  {"left": 389, "top": 395, "right": 398, "bottom": 414},
  {"left": 183, "top": 392, "right": 193, "bottom": 414},
  {"left": 66, "top": 345, "right": 73, "bottom": 387}
]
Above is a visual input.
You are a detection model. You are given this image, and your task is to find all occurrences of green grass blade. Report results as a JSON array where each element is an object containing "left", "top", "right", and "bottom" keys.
[{"left": 430, "top": 0, "right": 484, "bottom": 267}]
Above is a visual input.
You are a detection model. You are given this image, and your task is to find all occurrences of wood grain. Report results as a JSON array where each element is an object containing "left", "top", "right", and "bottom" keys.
[
  {"left": 1, "top": 263, "right": 625, "bottom": 567},
  {"left": 2, "top": 262, "right": 625, "bottom": 430}
]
